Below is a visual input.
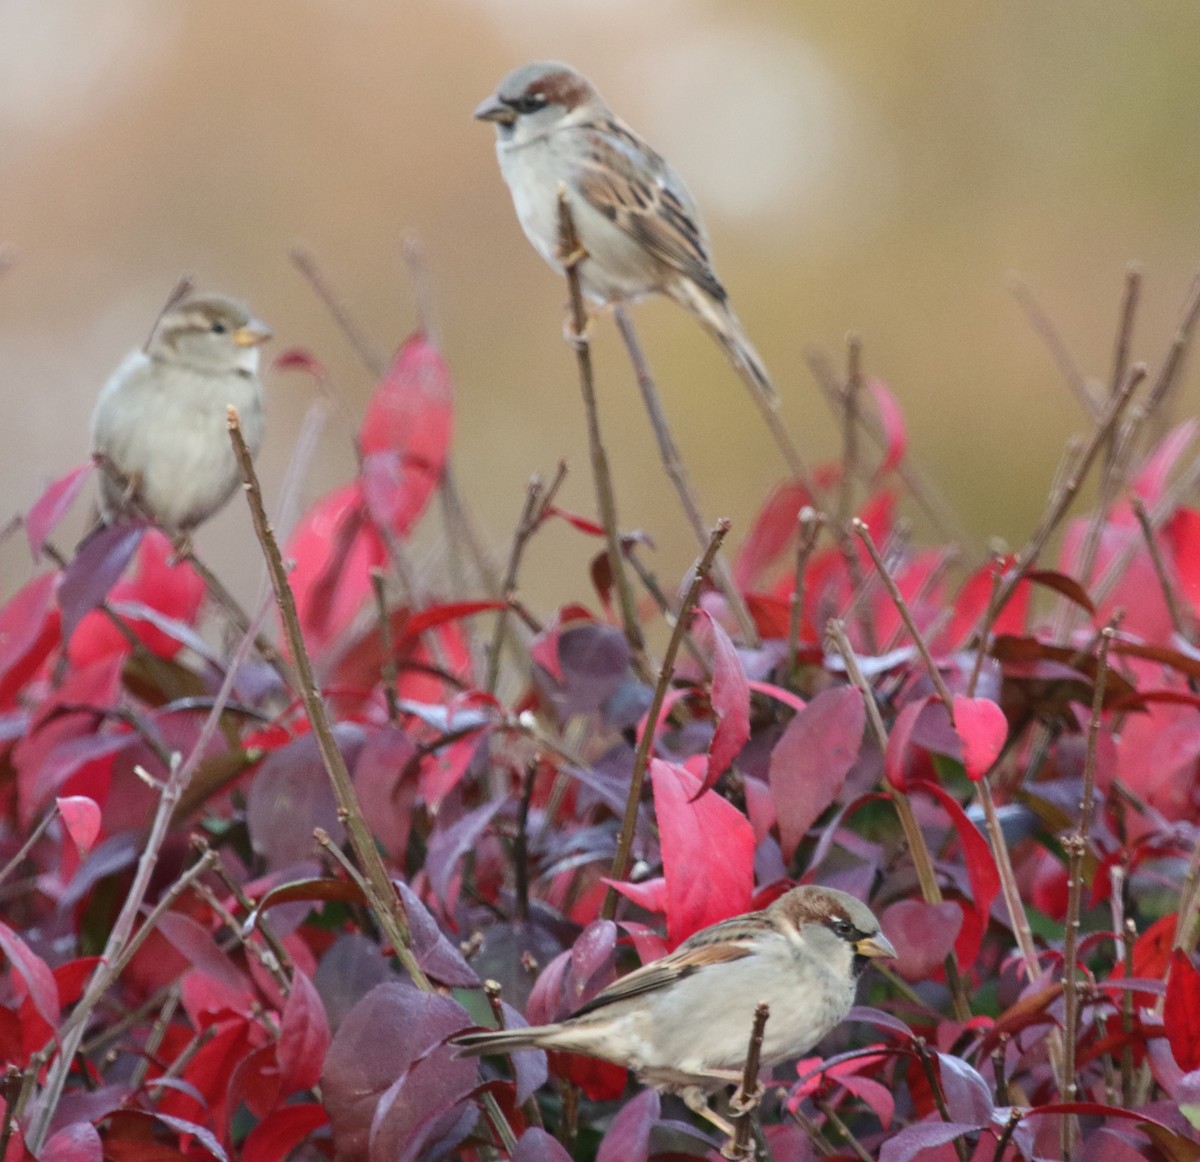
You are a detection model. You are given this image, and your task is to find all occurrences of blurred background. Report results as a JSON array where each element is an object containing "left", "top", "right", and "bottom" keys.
[{"left": 2, "top": 1, "right": 1199, "bottom": 614}]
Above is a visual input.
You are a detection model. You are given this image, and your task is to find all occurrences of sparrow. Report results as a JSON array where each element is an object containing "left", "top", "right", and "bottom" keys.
[
  {"left": 452, "top": 885, "right": 894, "bottom": 1138},
  {"left": 474, "top": 60, "right": 779, "bottom": 409},
  {"left": 91, "top": 292, "right": 270, "bottom": 534}
]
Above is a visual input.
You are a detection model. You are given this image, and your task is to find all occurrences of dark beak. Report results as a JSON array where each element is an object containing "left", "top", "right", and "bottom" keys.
[
  {"left": 854, "top": 932, "right": 897, "bottom": 960},
  {"left": 473, "top": 95, "right": 516, "bottom": 125}
]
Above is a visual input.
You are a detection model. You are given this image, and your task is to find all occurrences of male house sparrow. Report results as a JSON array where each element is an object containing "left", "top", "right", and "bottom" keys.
[
  {"left": 474, "top": 60, "right": 779, "bottom": 409},
  {"left": 453, "top": 886, "right": 894, "bottom": 1134},
  {"left": 91, "top": 292, "right": 270, "bottom": 533}
]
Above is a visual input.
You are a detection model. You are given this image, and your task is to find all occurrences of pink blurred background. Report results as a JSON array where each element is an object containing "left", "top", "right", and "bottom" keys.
[{"left": 3, "top": 2, "right": 1199, "bottom": 612}]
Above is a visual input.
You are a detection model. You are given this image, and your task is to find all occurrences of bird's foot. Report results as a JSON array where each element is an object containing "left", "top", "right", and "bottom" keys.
[
  {"left": 562, "top": 313, "right": 592, "bottom": 350},
  {"left": 729, "top": 1082, "right": 762, "bottom": 1117}
]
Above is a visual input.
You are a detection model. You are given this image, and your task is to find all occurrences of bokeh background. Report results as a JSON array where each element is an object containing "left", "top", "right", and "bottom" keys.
[{"left": 3, "top": 1, "right": 1199, "bottom": 612}]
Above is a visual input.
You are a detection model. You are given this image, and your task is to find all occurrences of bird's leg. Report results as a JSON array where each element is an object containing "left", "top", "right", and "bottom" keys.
[
  {"left": 730, "top": 1079, "right": 762, "bottom": 1116},
  {"left": 168, "top": 533, "right": 194, "bottom": 566},
  {"left": 680, "top": 1086, "right": 736, "bottom": 1140}
]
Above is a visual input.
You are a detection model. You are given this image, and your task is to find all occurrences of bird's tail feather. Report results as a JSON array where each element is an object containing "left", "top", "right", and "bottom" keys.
[
  {"left": 451, "top": 1027, "right": 552, "bottom": 1056},
  {"left": 673, "top": 281, "right": 780, "bottom": 410}
]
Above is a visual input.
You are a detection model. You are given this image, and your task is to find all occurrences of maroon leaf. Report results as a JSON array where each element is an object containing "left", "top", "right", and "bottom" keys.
[
  {"left": 868, "top": 377, "right": 907, "bottom": 476},
  {"left": 0, "top": 920, "right": 60, "bottom": 1029},
  {"left": 157, "top": 912, "right": 252, "bottom": 997},
  {"left": 425, "top": 799, "right": 506, "bottom": 906},
  {"left": 652, "top": 759, "right": 754, "bottom": 947},
  {"left": 27, "top": 463, "right": 93, "bottom": 560},
  {"left": 952, "top": 695, "right": 1007, "bottom": 781},
  {"left": 768, "top": 686, "right": 865, "bottom": 860},
  {"left": 884, "top": 696, "right": 929, "bottom": 791},
  {"left": 936, "top": 1053, "right": 993, "bottom": 1124},
  {"left": 358, "top": 332, "right": 453, "bottom": 541},
  {"left": 277, "top": 971, "right": 330, "bottom": 1094},
  {"left": 40, "top": 1122, "right": 101, "bottom": 1162},
  {"left": 365, "top": 1044, "right": 477, "bottom": 1162},
  {"left": 880, "top": 900, "right": 962, "bottom": 981},
  {"left": 1024, "top": 568, "right": 1096, "bottom": 614},
  {"left": 513, "top": 1128, "right": 574, "bottom": 1162},
  {"left": 597, "top": 1088, "right": 660, "bottom": 1162},
  {"left": 321, "top": 982, "right": 473, "bottom": 1162},
  {"left": 692, "top": 610, "right": 751, "bottom": 795},
  {"left": 0, "top": 571, "right": 61, "bottom": 707},
  {"left": 393, "top": 878, "right": 479, "bottom": 987},
  {"left": 240, "top": 1103, "right": 328, "bottom": 1162},
  {"left": 58, "top": 523, "right": 145, "bottom": 643},
  {"left": 1166, "top": 950, "right": 1200, "bottom": 1072}
]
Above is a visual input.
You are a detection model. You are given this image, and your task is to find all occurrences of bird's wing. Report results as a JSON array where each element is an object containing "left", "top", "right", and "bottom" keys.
[
  {"left": 570, "top": 911, "right": 767, "bottom": 1018},
  {"left": 574, "top": 116, "right": 727, "bottom": 302}
]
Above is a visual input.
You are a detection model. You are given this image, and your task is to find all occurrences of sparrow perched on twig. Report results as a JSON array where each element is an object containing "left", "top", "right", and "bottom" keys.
[
  {"left": 452, "top": 885, "right": 894, "bottom": 1137},
  {"left": 474, "top": 60, "right": 779, "bottom": 409},
  {"left": 91, "top": 292, "right": 270, "bottom": 534}
]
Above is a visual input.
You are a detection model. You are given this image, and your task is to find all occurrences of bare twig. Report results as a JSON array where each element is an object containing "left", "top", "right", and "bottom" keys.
[
  {"left": 557, "top": 193, "right": 648, "bottom": 672},
  {"left": 290, "top": 245, "right": 387, "bottom": 377},
  {"left": 1131, "top": 496, "right": 1191, "bottom": 640},
  {"left": 1106, "top": 265, "right": 1141, "bottom": 468},
  {"left": 602, "top": 520, "right": 731, "bottom": 917},
  {"left": 1144, "top": 273, "right": 1200, "bottom": 439},
  {"left": 785, "top": 508, "right": 825, "bottom": 677},
  {"left": 838, "top": 335, "right": 862, "bottom": 531},
  {"left": 613, "top": 306, "right": 759, "bottom": 646},
  {"left": 143, "top": 275, "right": 195, "bottom": 353},
  {"left": 371, "top": 569, "right": 401, "bottom": 723},
  {"left": 728, "top": 1002, "right": 770, "bottom": 1159}
]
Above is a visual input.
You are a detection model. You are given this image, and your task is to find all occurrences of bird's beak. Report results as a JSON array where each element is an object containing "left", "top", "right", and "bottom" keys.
[
  {"left": 855, "top": 932, "right": 897, "bottom": 960},
  {"left": 473, "top": 95, "right": 516, "bottom": 125},
  {"left": 233, "top": 319, "right": 272, "bottom": 348}
]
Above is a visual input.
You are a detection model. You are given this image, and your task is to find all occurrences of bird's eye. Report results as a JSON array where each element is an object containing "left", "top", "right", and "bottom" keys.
[
  {"left": 510, "top": 92, "right": 547, "bottom": 115},
  {"left": 830, "top": 917, "right": 853, "bottom": 938},
  {"left": 210, "top": 321, "right": 228, "bottom": 334}
]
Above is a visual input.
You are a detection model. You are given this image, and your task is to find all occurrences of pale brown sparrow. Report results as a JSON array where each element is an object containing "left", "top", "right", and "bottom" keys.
[
  {"left": 452, "top": 886, "right": 894, "bottom": 1135},
  {"left": 91, "top": 293, "right": 270, "bottom": 533},
  {"left": 474, "top": 61, "right": 779, "bottom": 409}
]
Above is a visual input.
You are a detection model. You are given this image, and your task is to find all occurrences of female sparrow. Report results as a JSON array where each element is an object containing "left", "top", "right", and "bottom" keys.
[
  {"left": 453, "top": 886, "right": 894, "bottom": 1134},
  {"left": 91, "top": 293, "right": 270, "bottom": 533},
  {"left": 474, "top": 61, "right": 779, "bottom": 409}
]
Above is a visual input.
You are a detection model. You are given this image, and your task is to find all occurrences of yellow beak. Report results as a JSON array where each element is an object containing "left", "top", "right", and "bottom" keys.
[
  {"left": 473, "top": 95, "right": 516, "bottom": 125},
  {"left": 233, "top": 319, "right": 272, "bottom": 348},
  {"left": 855, "top": 932, "right": 898, "bottom": 960}
]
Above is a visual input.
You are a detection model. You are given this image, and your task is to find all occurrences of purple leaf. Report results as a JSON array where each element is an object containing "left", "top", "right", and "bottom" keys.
[
  {"left": 499, "top": 1001, "right": 549, "bottom": 1104},
  {"left": 393, "top": 878, "right": 479, "bottom": 987},
  {"left": 569, "top": 920, "right": 618, "bottom": 999},
  {"left": 513, "top": 1128, "right": 574, "bottom": 1162},
  {"left": 156, "top": 912, "right": 251, "bottom": 994},
  {"left": 58, "top": 522, "right": 145, "bottom": 642},
  {"left": 314, "top": 933, "right": 393, "bottom": 1032},
  {"left": 768, "top": 686, "right": 865, "bottom": 861},
  {"left": 878, "top": 1121, "right": 984, "bottom": 1162},
  {"left": 40, "top": 1121, "right": 101, "bottom": 1162},
  {"left": 246, "top": 725, "right": 365, "bottom": 869},
  {"left": 597, "top": 1088, "right": 660, "bottom": 1162},
  {"left": 27, "top": 462, "right": 93, "bottom": 560},
  {"left": 881, "top": 900, "right": 963, "bottom": 981},
  {"left": 0, "top": 920, "right": 60, "bottom": 1028},
  {"left": 425, "top": 798, "right": 506, "bottom": 905},
  {"left": 937, "top": 1053, "right": 993, "bottom": 1125},
  {"left": 537, "top": 622, "right": 631, "bottom": 720},
  {"left": 322, "top": 981, "right": 473, "bottom": 1162},
  {"left": 367, "top": 1044, "right": 479, "bottom": 1162}
]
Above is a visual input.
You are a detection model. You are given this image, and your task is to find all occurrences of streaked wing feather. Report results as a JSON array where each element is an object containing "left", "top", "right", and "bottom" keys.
[{"left": 575, "top": 119, "right": 726, "bottom": 302}]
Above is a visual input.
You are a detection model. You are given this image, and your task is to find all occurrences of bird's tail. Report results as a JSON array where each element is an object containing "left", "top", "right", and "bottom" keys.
[
  {"left": 672, "top": 281, "right": 780, "bottom": 410},
  {"left": 451, "top": 1026, "right": 553, "bottom": 1057}
]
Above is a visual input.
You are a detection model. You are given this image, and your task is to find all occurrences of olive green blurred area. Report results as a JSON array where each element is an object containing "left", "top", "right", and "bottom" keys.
[{"left": 3, "top": 1, "right": 1199, "bottom": 611}]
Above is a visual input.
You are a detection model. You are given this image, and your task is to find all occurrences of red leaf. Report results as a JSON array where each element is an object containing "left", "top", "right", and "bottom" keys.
[
  {"left": 942, "top": 556, "right": 1030, "bottom": 649},
  {"left": 240, "top": 1104, "right": 328, "bottom": 1162},
  {"left": 884, "top": 696, "right": 930, "bottom": 791},
  {"left": 0, "top": 572, "right": 60, "bottom": 708},
  {"left": 867, "top": 377, "right": 907, "bottom": 476},
  {"left": 41, "top": 1123, "right": 101, "bottom": 1162},
  {"left": 912, "top": 780, "right": 1001, "bottom": 966},
  {"left": 0, "top": 922, "right": 59, "bottom": 1030},
  {"left": 358, "top": 333, "right": 453, "bottom": 541},
  {"left": 692, "top": 610, "right": 751, "bottom": 794},
  {"left": 952, "top": 695, "right": 1007, "bottom": 781},
  {"left": 733, "top": 480, "right": 813, "bottom": 590},
  {"left": 880, "top": 899, "right": 963, "bottom": 981},
  {"left": 1135, "top": 419, "right": 1200, "bottom": 507},
  {"left": 27, "top": 463, "right": 93, "bottom": 560},
  {"left": 56, "top": 795, "right": 101, "bottom": 856},
  {"left": 768, "top": 686, "right": 865, "bottom": 860},
  {"left": 651, "top": 759, "right": 754, "bottom": 947},
  {"left": 271, "top": 347, "right": 329, "bottom": 379},
  {"left": 545, "top": 506, "right": 605, "bottom": 537},
  {"left": 1166, "top": 950, "right": 1200, "bottom": 1072},
  {"left": 1167, "top": 508, "right": 1200, "bottom": 619},
  {"left": 397, "top": 599, "right": 508, "bottom": 648},
  {"left": 277, "top": 971, "right": 330, "bottom": 1093},
  {"left": 285, "top": 482, "right": 385, "bottom": 654}
]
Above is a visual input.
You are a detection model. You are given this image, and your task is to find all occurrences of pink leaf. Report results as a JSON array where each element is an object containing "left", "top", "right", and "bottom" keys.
[
  {"left": 272, "top": 347, "right": 329, "bottom": 379},
  {"left": 881, "top": 900, "right": 963, "bottom": 981},
  {"left": 867, "top": 377, "right": 907, "bottom": 476},
  {"left": 597, "top": 1089, "right": 659, "bottom": 1162},
  {"left": 358, "top": 333, "right": 453, "bottom": 541},
  {"left": 884, "top": 696, "right": 930, "bottom": 791},
  {"left": 1135, "top": 419, "right": 1200, "bottom": 508},
  {"left": 1168, "top": 508, "right": 1200, "bottom": 619},
  {"left": 41, "top": 1122, "right": 101, "bottom": 1162},
  {"left": 0, "top": 572, "right": 60, "bottom": 708},
  {"left": 277, "top": 971, "right": 331, "bottom": 1093},
  {"left": 692, "top": 610, "right": 751, "bottom": 795},
  {"left": 768, "top": 686, "right": 865, "bottom": 860},
  {"left": 56, "top": 795, "right": 101, "bottom": 856},
  {"left": 27, "top": 463, "right": 93, "bottom": 560},
  {"left": 651, "top": 759, "right": 754, "bottom": 947},
  {"left": 952, "top": 695, "right": 1007, "bottom": 781},
  {"left": 733, "top": 480, "right": 814, "bottom": 590},
  {"left": 513, "top": 1129, "right": 574, "bottom": 1162}
]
